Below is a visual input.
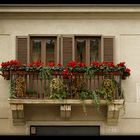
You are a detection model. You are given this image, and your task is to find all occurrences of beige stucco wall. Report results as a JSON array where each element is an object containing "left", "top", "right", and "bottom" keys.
[{"left": 0, "top": 6, "right": 140, "bottom": 135}]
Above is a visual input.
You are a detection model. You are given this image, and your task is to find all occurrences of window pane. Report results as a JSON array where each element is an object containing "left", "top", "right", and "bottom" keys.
[
  {"left": 90, "top": 38, "right": 100, "bottom": 62},
  {"left": 46, "top": 39, "right": 55, "bottom": 64},
  {"left": 32, "top": 40, "right": 41, "bottom": 61},
  {"left": 76, "top": 39, "right": 86, "bottom": 62}
]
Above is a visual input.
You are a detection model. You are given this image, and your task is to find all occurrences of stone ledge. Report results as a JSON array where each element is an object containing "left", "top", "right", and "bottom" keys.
[
  {"left": 8, "top": 99, "right": 124, "bottom": 125},
  {"left": 8, "top": 99, "right": 124, "bottom": 105}
]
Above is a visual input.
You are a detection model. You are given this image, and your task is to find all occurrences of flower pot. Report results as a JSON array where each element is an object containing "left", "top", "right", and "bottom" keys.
[
  {"left": 51, "top": 70, "right": 62, "bottom": 75},
  {"left": 2, "top": 71, "right": 10, "bottom": 80},
  {"left": 10, "top": 70, "right": 39, "bottom": 75},
  {"left": 94, "top": 71, "right": 122, "bottom": 76}
]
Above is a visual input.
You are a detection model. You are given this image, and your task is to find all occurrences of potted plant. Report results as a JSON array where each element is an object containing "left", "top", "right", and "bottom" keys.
[{"left": 0, "top": 60, "right": 21, "bottom": 80}]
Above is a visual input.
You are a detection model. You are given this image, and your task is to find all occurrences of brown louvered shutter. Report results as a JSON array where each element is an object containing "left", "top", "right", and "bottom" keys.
[
  {"left": 16, "top": 36, "right": 28, "bottom": 64},
  {"left": 61, "top": 36, "right": 74, "bottom": 66},
  {"left": 57, "top": 36, "right": 61, "bottom": 64},
  {"left": 103, "top": 37, "right": 114, "bottom": 62}
]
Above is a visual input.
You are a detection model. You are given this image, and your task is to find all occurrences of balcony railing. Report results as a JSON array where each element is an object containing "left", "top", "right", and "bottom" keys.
[{"left": 9, "top": 70, "right": 123, "bottom": 101}]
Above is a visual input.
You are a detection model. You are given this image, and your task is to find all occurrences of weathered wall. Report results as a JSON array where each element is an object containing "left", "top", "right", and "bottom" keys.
[{"left": 0, "top": 6, "right": 140, "bottom": 135}]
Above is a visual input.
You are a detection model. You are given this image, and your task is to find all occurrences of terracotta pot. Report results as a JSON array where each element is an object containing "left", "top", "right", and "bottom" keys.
[
  {"left": 94, "top": 71, "right": 122, "bottom": 76},
  {"left": 2, "top": 71, "right": 10, "bottom": 80},
  {"left": 10, "top": 70, "right": 39, "bottom": 75},
  {"left": 51, "top": 70, "right": 62, "bottom": 75}
]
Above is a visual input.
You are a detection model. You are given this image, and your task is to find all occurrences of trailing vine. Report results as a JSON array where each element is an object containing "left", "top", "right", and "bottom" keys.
[{"left": 39, "top": 67, "right": 52, "bottom": 80}]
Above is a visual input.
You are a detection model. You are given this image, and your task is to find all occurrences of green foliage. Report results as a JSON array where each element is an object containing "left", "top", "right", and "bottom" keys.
[
  {"left": 68, "top": 66, "right": 87, "bottom": 73},
  {"left": 49, "top": 77, "right": 69, "bottom": 99},
  {"left": 95, "top": 79, "right": 116, "bottom": 102},
  {"left": 50, "top": 90, "right": 68, "bottom": 99},
  {"left": 39, "top": 67, "right": 52, "bottom": 80},
  {"left": 49, "top": 66, "right": 65, "bottom": 71},
  {"left": 24, "top": 65, "right": 42, "bottom": 72},
  {"left": 26, "top": 88, "right": 37, "bottom": 95}
]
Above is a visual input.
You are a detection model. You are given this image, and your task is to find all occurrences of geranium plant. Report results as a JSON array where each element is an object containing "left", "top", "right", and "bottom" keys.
[
  {"left": 26, "top": 61, "right": 43, "bottom": 72},
  {"left": 0, "top": 60, "right": 21, "bottom": 71},
  {"left": 47, "top": 61, "right": 64, "bottom": 71},
  {"left": 0, "top": 60, "right": 21, "bottom": 80},
  {"left": 0, "top": 59, "right": 131, "bottom": 80},
  {"left": 117, "top": 62, "right": 131, "bottom": 79}
]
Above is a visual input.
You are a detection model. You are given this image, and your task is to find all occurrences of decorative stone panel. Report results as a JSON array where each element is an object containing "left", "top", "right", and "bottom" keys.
[{"left": 10, "top": 104, "right": 25, "bottom": 126}]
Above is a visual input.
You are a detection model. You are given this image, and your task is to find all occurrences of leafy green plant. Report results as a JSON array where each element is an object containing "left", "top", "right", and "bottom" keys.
[
  {"left": 39, "top": 67, "right": 52, "bottom": 80},
  {"left": 26, "top": 88, "right": 37, "bottom": 96},
  {"left": 78, "top": 89, "right": 100, "bottom": 116},
  {"left": 50, "top": 90, "right": 68, "bottom": 99}
]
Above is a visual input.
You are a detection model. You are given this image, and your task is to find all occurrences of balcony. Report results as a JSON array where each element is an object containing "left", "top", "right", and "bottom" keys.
[
  {"left": 7, "top": 70, "right": 124, "bottom": 125},
  {"left": 0, "top": 60, "right": 130, "bottom": 125}
]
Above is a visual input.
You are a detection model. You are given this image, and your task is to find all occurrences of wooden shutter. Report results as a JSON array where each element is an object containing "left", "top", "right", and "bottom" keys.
[
  {"left": 16, "top": 36, "right": 28, "bottom": 64},
  {"left": 103, "top": 37, "right": 114, "bottom": 62},
  {"left": 61, "top": 36, "right": 74, "bottom": 65},
  {"left": 57, "top": 36, "right": 61, "bottom": 64}
]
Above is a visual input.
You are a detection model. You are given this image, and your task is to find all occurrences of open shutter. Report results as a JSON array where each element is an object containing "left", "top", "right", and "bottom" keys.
[
  {"left": 57, "top": 36, "right": 61, "bottom": 64},
  {"left": 61, "top": 36, "right": 74, "bottom": 66},
  {"left": 103, "top": 37, "right": 114, "bottom": 62},
  {"left": 16, "top": 36, "right": 28, "bottom": 64}
]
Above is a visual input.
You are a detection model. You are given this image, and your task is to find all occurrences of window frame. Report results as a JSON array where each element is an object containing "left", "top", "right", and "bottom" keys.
[
  {"left": 22, "top": 34, "right": 113, "bottom": 66},
  {"left": 74, "top": 35, "right": 102, "bottom": 65},
  {"left": 29, "top": 35, "right": 58, "bottom": 65}
]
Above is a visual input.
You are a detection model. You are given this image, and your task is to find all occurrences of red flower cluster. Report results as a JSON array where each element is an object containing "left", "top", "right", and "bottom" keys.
[
  {"left": 62, "top": 68, "right": 77, "bottom": 78},
  {"left": 91, "top": 61, "right": 114, "bottom": 67},
  {"left": 28, "top": 61, "right": 43, "bottom": 67},
  {"left": 116, "top": 62, "right": 131, "bottom": 80},
  {"left": 78, "top": 62, "right": 86, "bottom": 67},
  {"left": 101, "top": 61, "right": 114, "bottom": 67},
  {"left": 67, "top": 60, "right": 77, "bottom": 67},
  {"left": 57, "top": 63, "right": 62, "bottom": 66},
  {"left": 122, "top": 68, "right": 131, "bottom": 80},
  {"left": 117, "top": 62, "right": 125, "bottom": 67},
  {"left": 91, "top": 61, "right": 100, "bottom": 67},
  {"left": 48, "top": 61, "right": 55, "bottom": 67},
  {"left": 125, "top": 68, "right": 131, "bottom": 73},
  {"left": 0, "top": 59, "right": 131, "bottom": 80},
  {"left": 67, "top": 60, "right": 86, "bottom": 67},
  {"left": 1, "top": 60, "right": 21, "bottom": 67},
  {"left": 62, "top": 68, "right": 69, "bottom": 75}
]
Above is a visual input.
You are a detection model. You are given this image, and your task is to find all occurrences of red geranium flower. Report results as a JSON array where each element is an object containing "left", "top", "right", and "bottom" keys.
[
  {"left": 78, "top": 62, "right": 85, "bottom": 67},
  {"left": 117, "top": 62, "right": 125, "bottom": 67},
  {"left": 1, "top": 60, "right": 21, "bottom": 67},
  {"left": 67, "top": 60, "right": 77, "bottom": 67},
  {"left": 48, "top": 61, "right": 55, "bottom": 67},
  {"left": 125, "top": 68, "right": 131, "bottom": 73},
  {"left": 28, "top": 61, "right": 43, "bottom": 67},
  {"left": 91, "top": 61, "right": 100, "bottom": 67},
  {"left": 57, "top": 63, "right": 63, "bottom": 66},
  {"left": 62, "top": 68, "right": 69, "bottom": 75}
]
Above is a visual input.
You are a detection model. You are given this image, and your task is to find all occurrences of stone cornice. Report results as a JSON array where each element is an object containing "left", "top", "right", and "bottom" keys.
[
  {"left": 1, "top": 6, "right": 140, "bottom": 13},
  {"left": 1, "top": 5, "right": 140, "bottom": 19},
  {"left": 0, "top": 4, "right": 140, "bottom": 7}
]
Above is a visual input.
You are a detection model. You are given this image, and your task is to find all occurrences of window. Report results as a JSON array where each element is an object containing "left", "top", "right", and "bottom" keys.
[
  {"left": 16, "top": 35, "right": 114, "bottom": 65},
  {"left": 75, "top": 36, "right": 101, "bottom": 65},
  {"left": 76, "top": 39, "right": 86, "bottom": 62},
  {"left": 30, "top": 37, "right": 57, "bottom": 65}
]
